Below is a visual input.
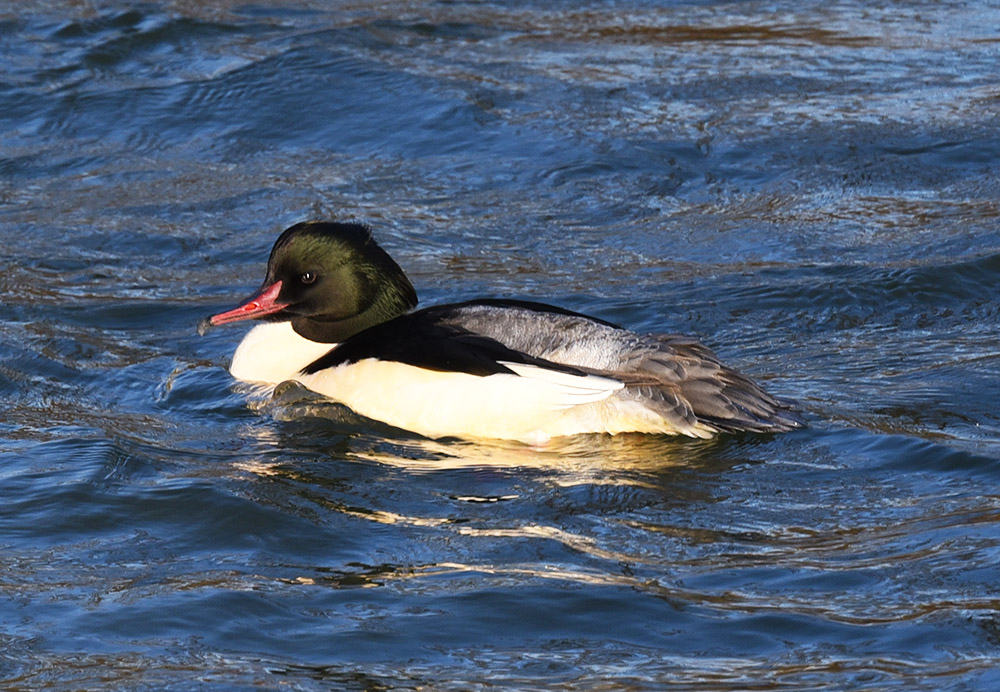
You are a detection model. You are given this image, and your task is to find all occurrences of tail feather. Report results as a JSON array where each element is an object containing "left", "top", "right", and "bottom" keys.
[{"left": 615, "top": 334, "right": 804, "bottom": 435}]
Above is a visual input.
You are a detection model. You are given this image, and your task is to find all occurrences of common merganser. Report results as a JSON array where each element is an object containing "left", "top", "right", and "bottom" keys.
[{"left": 201, "top": 221, "right": 802, "bottom": 443}]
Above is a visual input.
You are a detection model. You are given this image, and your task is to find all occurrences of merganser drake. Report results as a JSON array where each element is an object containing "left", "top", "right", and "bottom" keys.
[{"left": 201, "top": 221, "right": 802, "bottom": 443}]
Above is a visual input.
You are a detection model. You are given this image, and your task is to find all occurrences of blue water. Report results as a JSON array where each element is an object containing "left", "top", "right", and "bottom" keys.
[{"left": 3, "top": 1, "right": 1000, "bottom": 689}]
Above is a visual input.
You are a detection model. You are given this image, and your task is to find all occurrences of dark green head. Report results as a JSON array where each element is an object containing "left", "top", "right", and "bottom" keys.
[{"left": 205, "top": 221, "right": 418, "bottom": 342}]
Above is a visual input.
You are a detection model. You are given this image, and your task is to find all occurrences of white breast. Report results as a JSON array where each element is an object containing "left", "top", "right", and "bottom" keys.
[{"left": 228, "top": 321, "right": 336, "bottom": 384}]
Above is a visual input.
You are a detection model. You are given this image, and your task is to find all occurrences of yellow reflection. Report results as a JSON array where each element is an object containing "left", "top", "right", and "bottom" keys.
[{"left": 348, "top": 430, "right": 721, "bottom": 480}]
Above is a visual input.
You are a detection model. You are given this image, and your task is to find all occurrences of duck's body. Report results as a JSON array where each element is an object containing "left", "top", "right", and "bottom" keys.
[{"left": 203, "top": 222, "right": 801, "bottom": 443}]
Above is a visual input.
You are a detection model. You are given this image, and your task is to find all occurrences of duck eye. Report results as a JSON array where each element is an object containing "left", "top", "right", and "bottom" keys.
[{"left": 300, "top": 271, "right": 317, "bottom": 285}]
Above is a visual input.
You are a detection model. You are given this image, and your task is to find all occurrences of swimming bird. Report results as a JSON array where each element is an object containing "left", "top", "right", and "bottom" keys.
[{"left": 201, "top": 221, "right": 801, "bottom": 443}]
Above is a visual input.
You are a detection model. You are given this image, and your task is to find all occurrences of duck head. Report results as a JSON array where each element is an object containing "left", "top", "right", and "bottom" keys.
[{"left": 201, "top": 221, "right": 418, "bottom": 343}]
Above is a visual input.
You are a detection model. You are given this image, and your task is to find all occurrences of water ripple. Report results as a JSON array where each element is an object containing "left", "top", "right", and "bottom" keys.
[{"left": 4, "top": 0, "right": 1000, "bottom": 689}]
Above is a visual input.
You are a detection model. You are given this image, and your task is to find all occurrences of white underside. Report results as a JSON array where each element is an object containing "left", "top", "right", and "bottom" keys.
[{"left": 226, "top": 321, "right": 705, "bottom": 443}]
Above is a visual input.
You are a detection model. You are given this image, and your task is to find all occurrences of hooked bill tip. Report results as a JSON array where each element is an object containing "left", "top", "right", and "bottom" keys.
[{"left": 197, "top": 316, "right": 214, "bottom": 336}]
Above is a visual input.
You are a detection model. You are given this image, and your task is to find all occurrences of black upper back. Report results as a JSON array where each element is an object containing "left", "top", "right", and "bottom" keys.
[{"left": 300, "top": 299, "right": 599, "bottom": 378}]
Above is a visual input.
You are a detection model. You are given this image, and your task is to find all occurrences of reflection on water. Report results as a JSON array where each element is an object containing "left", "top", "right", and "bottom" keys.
[
  {"left": 250, "top": 379, "right": 725, "bottom": 474},
  {"left": 4, "top": 0, "right": 1000, "bottom": 689}
]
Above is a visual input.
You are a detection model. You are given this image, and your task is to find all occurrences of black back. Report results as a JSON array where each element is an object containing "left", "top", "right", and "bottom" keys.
[{"left": 301, "top": 299, "right": 599, "bottom": 378}]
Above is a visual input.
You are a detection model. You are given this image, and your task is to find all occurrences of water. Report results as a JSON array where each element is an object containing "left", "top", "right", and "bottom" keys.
[{"left": 3, "top": 1, "right": 1000, "bottom": 689}]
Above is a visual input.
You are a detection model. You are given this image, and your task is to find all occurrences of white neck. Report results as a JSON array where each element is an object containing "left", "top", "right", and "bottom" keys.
[{"left": 228, "top": 321, "right": 336, "bottom": 385}]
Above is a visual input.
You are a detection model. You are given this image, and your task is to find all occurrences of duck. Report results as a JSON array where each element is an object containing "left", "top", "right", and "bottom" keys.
[{"left": 200, "top": 221, "right": 802, "bottom": 443}]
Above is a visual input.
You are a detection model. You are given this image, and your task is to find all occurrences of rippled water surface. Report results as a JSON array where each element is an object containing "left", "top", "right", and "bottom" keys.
[{"left": 3, "top": 1, "right": 1000, "bottom": 689}]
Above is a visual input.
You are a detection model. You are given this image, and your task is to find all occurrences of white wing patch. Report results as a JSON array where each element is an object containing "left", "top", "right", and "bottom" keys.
[{"left": 498, "top": 362, "right": 623, "bottom": 408}]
